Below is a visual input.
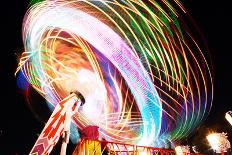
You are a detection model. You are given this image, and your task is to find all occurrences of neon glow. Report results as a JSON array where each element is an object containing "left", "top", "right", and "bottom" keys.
[
  {"left": 16, "top": 0, "right": 213, "bottom": 148},
  {"left": 207, "top": 133, "right": 231, "bottom": 153},
  {"left": 225, "top": 111, "right": 232, "bottom": 126}
]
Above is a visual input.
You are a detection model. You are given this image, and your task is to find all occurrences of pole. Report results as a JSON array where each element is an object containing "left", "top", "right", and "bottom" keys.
[{"left": 60, "top": 91, "right": 85, "bottom": 155}]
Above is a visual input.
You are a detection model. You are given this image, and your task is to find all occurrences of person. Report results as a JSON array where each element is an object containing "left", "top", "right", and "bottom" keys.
[{"left": 101, "top": 138, "right": 109, "bottom": 155}]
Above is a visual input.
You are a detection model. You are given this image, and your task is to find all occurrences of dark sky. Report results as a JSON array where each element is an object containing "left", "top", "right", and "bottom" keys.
[{"left": 0, "top": 0, "right": 231, "bottom": 154}]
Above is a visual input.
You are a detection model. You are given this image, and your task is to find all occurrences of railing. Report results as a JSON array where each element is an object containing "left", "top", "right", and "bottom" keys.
[{"left": 72, "top": 138, "right": 206, "bottom": 155}]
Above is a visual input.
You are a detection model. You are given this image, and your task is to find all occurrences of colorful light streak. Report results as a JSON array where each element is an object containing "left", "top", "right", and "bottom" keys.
[{"left": 16, "top": 0, "right": 213, "bottom": 148}]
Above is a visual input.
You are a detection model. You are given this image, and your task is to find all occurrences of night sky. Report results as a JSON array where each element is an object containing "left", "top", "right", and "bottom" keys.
[{"left": 0, "top": 0, "right": 231, "bottom": 154}]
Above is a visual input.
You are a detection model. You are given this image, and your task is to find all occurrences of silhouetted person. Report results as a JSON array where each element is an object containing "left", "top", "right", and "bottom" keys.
[{"left": 101, "top": 138, "right": 109, "bottom": 155}]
